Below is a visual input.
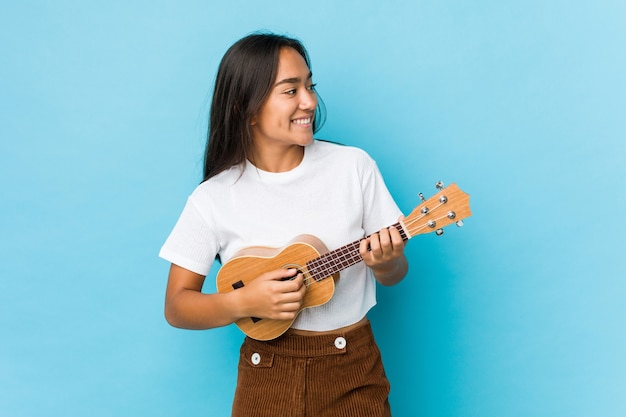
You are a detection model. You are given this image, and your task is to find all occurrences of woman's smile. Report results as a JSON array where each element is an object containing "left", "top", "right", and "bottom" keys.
[{"left": 291, "top": 116, "right": 314, "bottom": 126}]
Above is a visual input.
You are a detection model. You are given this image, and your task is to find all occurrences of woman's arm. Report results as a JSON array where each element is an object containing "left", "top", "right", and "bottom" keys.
[{"left": 164, "top": 264, "right": 307, "bottom": 330}]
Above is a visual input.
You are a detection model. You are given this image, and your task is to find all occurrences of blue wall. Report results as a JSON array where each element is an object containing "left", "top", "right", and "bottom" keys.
[{"left": 2, "top": 1, "right": 625, "bottom": 416}]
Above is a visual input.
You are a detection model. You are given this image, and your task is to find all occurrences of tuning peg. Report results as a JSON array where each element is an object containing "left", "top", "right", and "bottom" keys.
[
  {"left": 456, "top": 220, "right": 464, "bottom": 227},
  {"left": 436, "top": 229, "right": 444, "bottom": 236},
  {"left": 435, "top": 181, "right": 444, "bottom": 190},
  {"left": 418, "top": 192, "right": 426, "bottom": 203}
]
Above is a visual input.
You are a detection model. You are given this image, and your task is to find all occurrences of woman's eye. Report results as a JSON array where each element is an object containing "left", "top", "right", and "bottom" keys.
[{"left": 284, "top": 84, "right": 316, "bottom": 95}]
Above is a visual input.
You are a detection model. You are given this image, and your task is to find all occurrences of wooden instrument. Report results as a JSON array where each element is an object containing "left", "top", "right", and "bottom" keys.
[{"left": 216, "top": 182, "right": 472, "bottom": 340}]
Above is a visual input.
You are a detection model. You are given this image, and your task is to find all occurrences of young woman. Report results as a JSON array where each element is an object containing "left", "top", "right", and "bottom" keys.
[{"left": 160, "top": 32, "right": 408, "bottom": 417}]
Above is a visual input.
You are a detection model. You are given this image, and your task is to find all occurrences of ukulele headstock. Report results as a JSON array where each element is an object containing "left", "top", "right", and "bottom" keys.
[{"left": 400, "top": 182, "right": 472, "bottom": 238}]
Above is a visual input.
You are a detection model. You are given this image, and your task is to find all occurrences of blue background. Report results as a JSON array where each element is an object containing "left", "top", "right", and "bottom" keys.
[{"left": 2, "top": 1, "right": 625, "bottom": 416}]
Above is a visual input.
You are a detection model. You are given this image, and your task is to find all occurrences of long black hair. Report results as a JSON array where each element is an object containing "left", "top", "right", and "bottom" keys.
[{"left": 203, "top": 32, "right": 326, "bottom": 182}]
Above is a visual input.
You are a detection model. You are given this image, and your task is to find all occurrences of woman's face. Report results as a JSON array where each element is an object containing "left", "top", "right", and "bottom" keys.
[{"left": 250, "top": 47, "right": 318, "bottom": 151}]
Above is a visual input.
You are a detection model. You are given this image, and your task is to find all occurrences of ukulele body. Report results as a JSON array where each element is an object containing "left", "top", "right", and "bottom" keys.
[{"left": 216, "top": 234, "right": 339, "bottom": 341}]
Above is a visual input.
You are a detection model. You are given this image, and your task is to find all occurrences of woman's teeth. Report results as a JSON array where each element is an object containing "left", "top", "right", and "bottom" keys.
[{"left": 292, "top": 117, "right": 311, "bottom": 125}]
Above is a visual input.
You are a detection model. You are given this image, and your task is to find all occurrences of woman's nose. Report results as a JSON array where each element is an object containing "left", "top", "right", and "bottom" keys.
[{"left": 299, "top": 89, "right": 317, "bottom": 110}]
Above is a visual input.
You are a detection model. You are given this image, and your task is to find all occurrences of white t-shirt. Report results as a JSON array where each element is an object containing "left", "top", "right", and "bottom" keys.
[{"left": 159, "top": 140, "right": 401, "bottom": 331}]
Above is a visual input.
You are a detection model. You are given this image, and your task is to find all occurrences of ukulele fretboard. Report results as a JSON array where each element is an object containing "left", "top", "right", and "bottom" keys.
[{"left": 305, "top": 223, "right": 408, "bottom": 281}]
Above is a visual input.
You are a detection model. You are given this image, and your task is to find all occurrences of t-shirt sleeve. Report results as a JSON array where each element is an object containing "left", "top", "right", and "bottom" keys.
[
  {"left": 360, "top": 154, "right": 403, "bottom": 235},
  {"left": 158, "top": 196, "right": 219, "bottom": 276}
]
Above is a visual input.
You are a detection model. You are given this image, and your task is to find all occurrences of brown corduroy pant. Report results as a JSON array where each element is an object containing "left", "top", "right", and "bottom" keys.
[{"left": 231, "top": 321, "right": 391, "bottom": 417}]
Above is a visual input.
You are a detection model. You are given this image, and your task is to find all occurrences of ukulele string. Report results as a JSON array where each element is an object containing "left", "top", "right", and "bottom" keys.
[
  {"left": 401, "top": 200, "right": 450, "bottom": 235},
  {"left": 279, "top": 239, "right": 362, "bottom": 285},
  {"left": 305, "top": 242, "right": 362, "bottom": 283}
]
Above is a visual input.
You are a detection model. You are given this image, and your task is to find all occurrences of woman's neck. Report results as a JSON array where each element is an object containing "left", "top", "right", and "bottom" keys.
[{"left": 248, "top": 144, "right": 305, "bottom": 173}]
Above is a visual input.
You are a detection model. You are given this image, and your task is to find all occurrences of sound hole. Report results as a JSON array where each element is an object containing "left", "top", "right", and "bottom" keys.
[{"left": 280, "top": 268, "right": 304, "bottom": 281}]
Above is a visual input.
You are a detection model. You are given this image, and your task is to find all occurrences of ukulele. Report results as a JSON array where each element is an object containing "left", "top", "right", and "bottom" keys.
[{"left": 216, "top": 182, "right": 472, "bottom": 340}]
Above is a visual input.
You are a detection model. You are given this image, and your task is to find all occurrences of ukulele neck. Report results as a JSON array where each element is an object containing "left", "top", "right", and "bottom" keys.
[{"left": 305, "top": 223, "right": 408, "bottom": 282}]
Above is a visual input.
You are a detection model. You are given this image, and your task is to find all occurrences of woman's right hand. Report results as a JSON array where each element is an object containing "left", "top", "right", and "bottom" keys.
[{"left": 238, "top": 268, "right": 306, "bottom": 321}]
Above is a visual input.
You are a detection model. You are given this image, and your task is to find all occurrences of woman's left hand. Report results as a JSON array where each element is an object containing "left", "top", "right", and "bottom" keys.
[{"left": 359, "top": 219, "right": 409, "bottom": 286}]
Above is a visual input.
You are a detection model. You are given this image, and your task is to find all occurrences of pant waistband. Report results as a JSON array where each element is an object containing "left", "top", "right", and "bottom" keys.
[{"left": 242, "top": 320, "right": 374, "bottom": 358}]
